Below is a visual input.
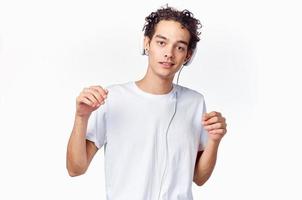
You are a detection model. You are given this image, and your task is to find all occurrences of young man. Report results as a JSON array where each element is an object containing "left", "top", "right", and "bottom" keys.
[{"left": 67, "top": 6, "right": 227, "bottom": 200}]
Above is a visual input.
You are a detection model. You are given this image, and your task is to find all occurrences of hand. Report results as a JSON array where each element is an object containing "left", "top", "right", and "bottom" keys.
[
  {"left": 75, "top": 85, "right": 108, "bottom": 118},
  {"left": 202, "top": 111, "right": 227, "bottom": 142}
]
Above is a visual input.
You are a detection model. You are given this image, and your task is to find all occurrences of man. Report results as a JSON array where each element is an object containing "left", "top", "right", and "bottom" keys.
[{"left": 67, "top": 5, "right": 227, "bottom": 200}]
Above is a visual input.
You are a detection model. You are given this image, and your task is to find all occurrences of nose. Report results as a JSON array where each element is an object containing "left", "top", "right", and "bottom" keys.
[{"left": 164, "top": 46, "right": 174, "bottom": 59}]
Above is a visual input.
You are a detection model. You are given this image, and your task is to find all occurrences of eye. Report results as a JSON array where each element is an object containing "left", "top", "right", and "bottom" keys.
[
  {"left": 177, "top": 46, "right": 186, "bottom": 52},
  {"left": 157, "top": 41, "right": 166, "bottom": 46}
]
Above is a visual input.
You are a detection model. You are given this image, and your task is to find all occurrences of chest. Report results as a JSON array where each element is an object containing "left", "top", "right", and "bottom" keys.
[{"left": 106, "top": 99, "right": 201, "bottom": 151}]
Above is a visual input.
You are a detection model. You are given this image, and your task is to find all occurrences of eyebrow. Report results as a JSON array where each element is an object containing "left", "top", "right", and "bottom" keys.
[{"left": 154, "top": 34, "right": 188, "bottom": 46}]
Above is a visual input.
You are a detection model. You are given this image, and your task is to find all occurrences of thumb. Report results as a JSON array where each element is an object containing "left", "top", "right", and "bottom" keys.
[{"left": 202, "top": 113, "right": 210, "bottom": 121}]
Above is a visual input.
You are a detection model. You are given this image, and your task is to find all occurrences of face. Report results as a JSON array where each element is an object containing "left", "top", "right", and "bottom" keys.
[{"left": 144, "top": 20, "right": 192, "bottom": 80}]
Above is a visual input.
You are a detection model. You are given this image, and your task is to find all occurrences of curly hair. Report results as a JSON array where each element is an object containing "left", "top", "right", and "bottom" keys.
[{"left": 142, "top": 5, "right": 202, "bottom": 55}]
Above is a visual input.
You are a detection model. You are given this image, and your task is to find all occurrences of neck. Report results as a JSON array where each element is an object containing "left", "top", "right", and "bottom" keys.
[{"left": 135, "top": 68, "right": 174, "bottom": 95}]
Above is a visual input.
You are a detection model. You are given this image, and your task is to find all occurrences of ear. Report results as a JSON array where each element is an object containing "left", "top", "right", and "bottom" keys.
[
  {"left": 143, "top": 36, "right": 151, "bottom": 55},
  {"left": 184, "top": 50, "right": 193, "bottom": 64}
]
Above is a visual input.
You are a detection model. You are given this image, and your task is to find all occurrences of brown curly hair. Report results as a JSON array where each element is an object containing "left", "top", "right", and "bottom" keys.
[{"left": 142, "top": 5, "right": 202, "bottom": 56}]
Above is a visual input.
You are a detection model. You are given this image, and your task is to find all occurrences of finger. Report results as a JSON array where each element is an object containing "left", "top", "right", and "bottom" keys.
[
  {"left": 78, "top": 96, "right": 94, "bottom": 107},
  {"left": 202, "top": 112, "right": 213, "bottom": 121},
  {"left": 208, "top": 129, "right": 226, "bottom": 135},
  {"left": 202, "top": 116, "right": 219, "bottom": 125},
  {"left": 204, "top": 123, "right": 224, "bottom": 131},
  {"left": 91, "top": 85, "right": 109, "bottom": 94},
  {"left": 90, "top": 89, "right": 105, "bottom": 104},
  {"left": 89, "top": 87, "right": 107, "bottom": 103},
  {"left": 83, "top": 91, "right": 101, "bottom": 105},
  {"left": 90, "top": 86, "right": 108, "bottom": 99},
  {"left": 84, "top": 96, "right": 104, "bottom": 107},
  {"left": 203, "top": 111, "right": 221, "bottom": 121}
]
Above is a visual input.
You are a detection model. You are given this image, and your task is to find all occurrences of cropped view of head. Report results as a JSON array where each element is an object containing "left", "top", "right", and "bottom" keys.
[{"left": 142, "top": 5, "right": 202, "bottom": 67}]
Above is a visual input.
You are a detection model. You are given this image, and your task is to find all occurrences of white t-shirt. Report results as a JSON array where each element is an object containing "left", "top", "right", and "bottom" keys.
[{"left": 86, "top": 81, "right": 208, "bottom": 200}]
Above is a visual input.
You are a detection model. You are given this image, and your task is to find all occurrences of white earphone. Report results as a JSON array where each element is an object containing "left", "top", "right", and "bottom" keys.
[
  {"left": 140, "top": 40, "right": 198, "bottom": 199},
  {"left": 157, "top": 46, "right": 198, "bottom": 199}
]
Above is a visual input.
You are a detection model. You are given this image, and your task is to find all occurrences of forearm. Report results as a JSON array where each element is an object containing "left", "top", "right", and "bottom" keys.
[
  {"left": 194, "top": 139, "right": 220, "bottom": 186},
  {"left": 66, "top": 115, "right": 90, "bottom": 175}
]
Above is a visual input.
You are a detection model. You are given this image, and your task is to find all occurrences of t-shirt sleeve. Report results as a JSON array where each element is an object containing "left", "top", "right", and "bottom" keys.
[
  {"left": 198, "top": 98, "right": 208, "bottom": 151},
  {"left": 86, "top": 103, "right": 107, "bottom": 149}
]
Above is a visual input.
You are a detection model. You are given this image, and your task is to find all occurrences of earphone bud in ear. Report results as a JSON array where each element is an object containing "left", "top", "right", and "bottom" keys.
[
  {"left": 184, "top": 46, "right": 198, "bottom": 66},
  {"left": 145, "top": 49, "right": 149, "bottom": 56}
]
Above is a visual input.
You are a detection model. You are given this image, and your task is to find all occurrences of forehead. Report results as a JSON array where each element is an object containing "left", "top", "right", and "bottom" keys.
[{"left": 152, "top": 20, "right": 190, "bottom": 43}]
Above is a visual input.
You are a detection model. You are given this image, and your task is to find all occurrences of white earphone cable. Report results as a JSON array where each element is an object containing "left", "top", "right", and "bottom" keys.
[{"left": 157, "top": 64, "right": 184, "bottom": 199}]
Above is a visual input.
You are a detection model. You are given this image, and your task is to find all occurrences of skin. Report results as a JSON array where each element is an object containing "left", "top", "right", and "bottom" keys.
[
  {"left": 66, "top": 20, "right": 227, "bottom": 187},
  {"left": 66, "top": 86, "right": 107, "bottom": 176},
  {"left": 136, "top": 20, "right": 192, "bottom": 94}
]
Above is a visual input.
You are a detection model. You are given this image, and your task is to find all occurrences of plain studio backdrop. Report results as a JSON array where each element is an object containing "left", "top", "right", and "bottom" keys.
[{"left": 0, "top": 0, "right": 301, "bottom": 199}]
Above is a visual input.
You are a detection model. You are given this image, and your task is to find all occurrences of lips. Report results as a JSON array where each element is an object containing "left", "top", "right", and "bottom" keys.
[{"left": 159, "top": 61, "right": 175, "bottom": 68}]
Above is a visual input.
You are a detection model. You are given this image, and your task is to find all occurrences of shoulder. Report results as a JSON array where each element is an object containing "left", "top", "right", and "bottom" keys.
[
  {"left": 103, "top": 81, "right": 132, "bottom": 94},
  {"left": 175, "top": 84, "right": 205, "bottom": 102},
  {"left": 100, "top": 82, "right": 134, "bottom": 104},
  {"left": 93, "top": 82, "right": 130, "bottom": 114}
]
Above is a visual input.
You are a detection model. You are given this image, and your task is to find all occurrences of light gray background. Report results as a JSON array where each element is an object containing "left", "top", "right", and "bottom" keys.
[{"left": 0, "top": 0, "right": 301, "bottom": 199}]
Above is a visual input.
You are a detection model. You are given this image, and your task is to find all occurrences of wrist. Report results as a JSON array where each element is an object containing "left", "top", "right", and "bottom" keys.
[
  {"left": 75, "top": 114, "right": 90, "bottom": 122},
  {"left": 207, "top": 138, "right": 221, "bottom": 147}
]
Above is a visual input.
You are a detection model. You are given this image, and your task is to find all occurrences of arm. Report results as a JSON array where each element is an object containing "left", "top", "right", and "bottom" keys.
[
  {"left": 66, "top": 115, "right": 98, "bottom": 177},
  {"left": 66, "top": 85, "right": 108, "bottom": 177},
  {"left": 193, "top": 111, "right": 227, "bottom": 186},
  {"left": 193, "top": 140, "right": 220, "bottom": 186}
]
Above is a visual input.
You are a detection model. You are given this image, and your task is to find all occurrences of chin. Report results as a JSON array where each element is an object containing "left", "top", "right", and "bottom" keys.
[{"left": 155, "top": 69, "right": 176, "bottom": 80}]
